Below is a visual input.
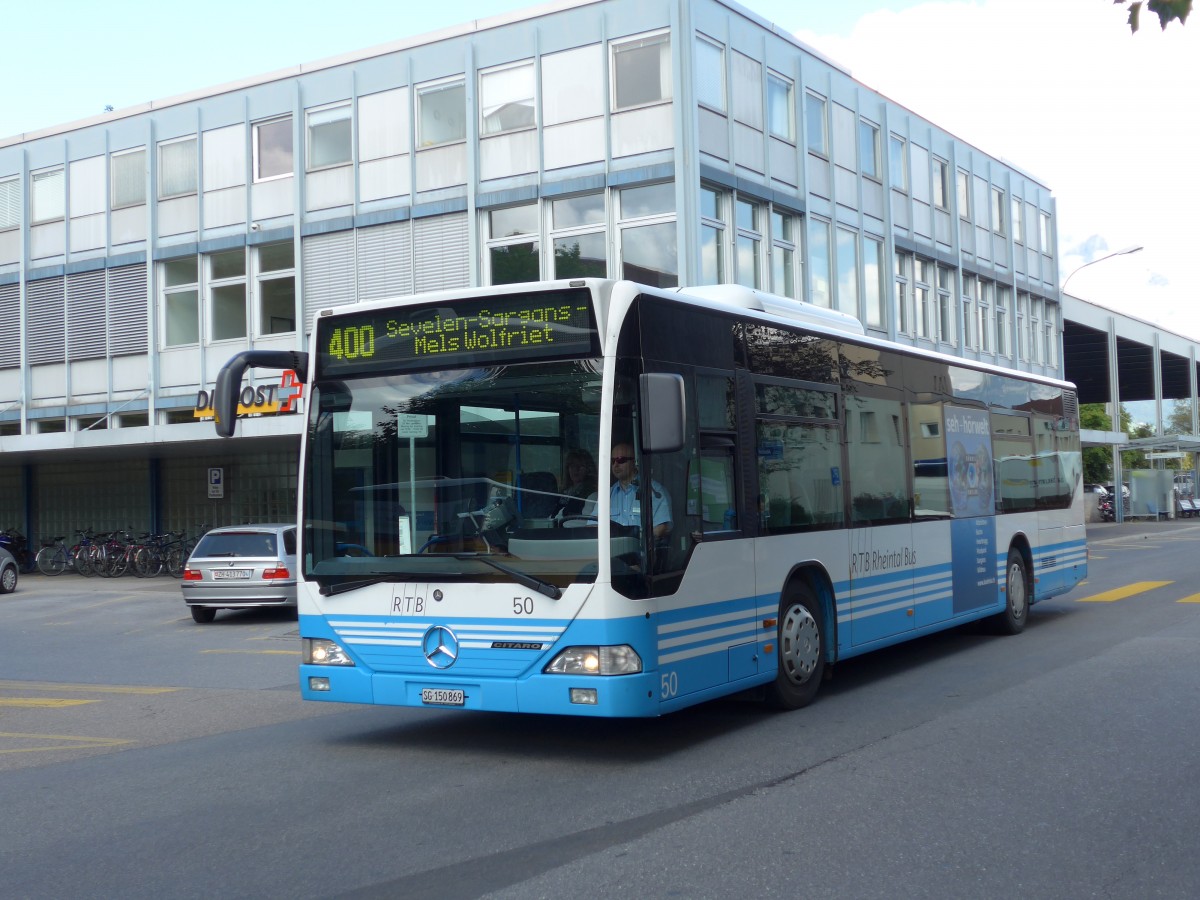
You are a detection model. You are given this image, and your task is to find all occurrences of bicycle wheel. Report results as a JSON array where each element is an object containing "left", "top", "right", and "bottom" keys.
[
  {"left": 37, "top": 545, "right": 67, "bottom": 576},
  {"left": 134, "top": 547, "right": 163, "bottom": 578},
  {"left": 71, "top": 545, "right": 94, "bottom": 577},
  {"left": 90, "top": 544, "right": 111, "bottom": 577},
  {"left": 109, "top": 548, "right": 130, "bottom": 578},
  {"left": 166, "top": 546, "right": 186, "bottom": 578}
]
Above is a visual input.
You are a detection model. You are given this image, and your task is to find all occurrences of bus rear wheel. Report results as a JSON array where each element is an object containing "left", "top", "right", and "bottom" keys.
[
  {"left": 990, "top": 547, "right": 1029, "bottom": 635},
  {"left": 766, "top": 581, "right": 825, "bottom": 710}
]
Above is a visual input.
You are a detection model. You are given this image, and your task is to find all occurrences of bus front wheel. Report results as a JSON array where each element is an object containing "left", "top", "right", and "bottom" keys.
[
  {"left": 766, "top": 581, "right": 825, "bottom": 710},
  {"left": 991, "top": 547, "right": 1029, "bottom": 635}
]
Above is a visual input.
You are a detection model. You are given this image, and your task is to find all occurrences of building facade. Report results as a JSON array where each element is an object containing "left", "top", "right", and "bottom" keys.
[{"left": 0, "top": 0, "right": 1063, "bottom": 544}]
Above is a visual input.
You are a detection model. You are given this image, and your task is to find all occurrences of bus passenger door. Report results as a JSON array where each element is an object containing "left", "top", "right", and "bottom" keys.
[{"left": 846, "top": 393, "right": 916, "bottom": 646}]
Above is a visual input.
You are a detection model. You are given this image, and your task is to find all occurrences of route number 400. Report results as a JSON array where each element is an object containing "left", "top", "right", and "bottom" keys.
[{"left": 660, "top": 670, "right": 679, "bottom": 699}]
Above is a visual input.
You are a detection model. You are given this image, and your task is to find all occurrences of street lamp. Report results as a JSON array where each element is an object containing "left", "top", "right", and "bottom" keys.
[
  {"left": 1061, "top": 244, "right": 1143, "bottom": 295},
  {"left": 1059, "top": 243, "right": 1143, "bottom": 526}
]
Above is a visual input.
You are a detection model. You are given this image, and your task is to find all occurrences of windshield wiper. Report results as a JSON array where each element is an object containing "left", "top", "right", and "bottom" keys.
[
  {"left": 317, "top": 575, "right": 429, "bottom": 596},
  {"left": 454, "top": 554, "right": 561, "bottom": 600},
  {"left": 319, "top": 577, "right": 389, "bottom": 596}
]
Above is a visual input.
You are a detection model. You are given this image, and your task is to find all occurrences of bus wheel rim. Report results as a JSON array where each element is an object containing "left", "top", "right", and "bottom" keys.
[
  {"left": 780, "top": 603, "right": 820, "bottom": 686},
  {"left": 1008, "top": 560, "right": 1027, "bottom": 620}
]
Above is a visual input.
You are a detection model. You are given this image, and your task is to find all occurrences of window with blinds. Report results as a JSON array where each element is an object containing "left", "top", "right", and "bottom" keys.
[
  {"left": 159, "top": 138, "right": 197, "bottom": 199},
  {"left": 111, "top": 149, "right": 147, "bottom": 209}
]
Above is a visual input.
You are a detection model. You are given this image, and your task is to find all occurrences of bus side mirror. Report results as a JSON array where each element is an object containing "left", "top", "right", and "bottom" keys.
[
  {"left": 213, "top": 350, "right": 309, "bottom": 438},
  {"left": 639, "top": 373, "right": 685, "bottom": 453}
]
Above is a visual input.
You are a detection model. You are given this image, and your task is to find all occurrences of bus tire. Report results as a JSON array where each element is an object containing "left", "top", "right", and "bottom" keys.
[
  {"left": 766, "top": 580, "right": 826, "bottom": 710},
  {"left": 991, "top": 546, "right": 1029, "bottom": 635}
]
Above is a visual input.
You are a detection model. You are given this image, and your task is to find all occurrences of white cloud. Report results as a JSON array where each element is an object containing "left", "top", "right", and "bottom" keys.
[{"left": 794, "top": 0, "right": 1200, "bottom": 336}]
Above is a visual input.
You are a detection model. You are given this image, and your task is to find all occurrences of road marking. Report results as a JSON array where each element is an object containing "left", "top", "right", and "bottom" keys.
[
  {"left": 1178, "top": 594, "right": 1200, "bottom": 603},
  {"left": 0, "top": 698, "right": 99, "bottom": 708},
  {"left": 0, "top": 680, "right": 178, "bottom": 694},
  {"left": 1076, "top": 581, "right": 1173, "bottom": 603},
  {"left": 0, "top": 732, "right": 133, "bottom": 755},
  {"left": 200, "top": 649, "right": 296, "bottom": 656}
]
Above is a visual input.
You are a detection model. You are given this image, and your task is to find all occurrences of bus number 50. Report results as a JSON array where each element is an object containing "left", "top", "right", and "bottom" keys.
[{"left": 660, "top": 670, "right": 678, "bottom": 700}]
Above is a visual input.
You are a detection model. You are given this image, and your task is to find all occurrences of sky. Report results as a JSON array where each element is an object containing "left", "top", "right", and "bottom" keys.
[{"left": 3, "top": 0, "right": 1196, "bottom": 337}]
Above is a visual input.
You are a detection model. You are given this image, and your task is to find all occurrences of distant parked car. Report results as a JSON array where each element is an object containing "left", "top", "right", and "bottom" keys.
[
  {"left": 181, "top": 524, "right": 297, "bottom": 623},
  {"left": 0, "top": 545, "right": 18, "bottom": 594}
]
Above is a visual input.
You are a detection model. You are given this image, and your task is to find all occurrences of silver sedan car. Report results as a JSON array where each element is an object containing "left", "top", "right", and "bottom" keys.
[
  {"left": 181, "top": 524, "right": 297, "bottom": 623},
  {"left": 0, "top": 545, "right": 17, "bottom": 594}
]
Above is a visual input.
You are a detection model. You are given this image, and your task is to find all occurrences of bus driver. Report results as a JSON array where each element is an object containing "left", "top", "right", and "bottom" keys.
[{"left": 609, "top": 442, "right": 672, "bottom": 541}]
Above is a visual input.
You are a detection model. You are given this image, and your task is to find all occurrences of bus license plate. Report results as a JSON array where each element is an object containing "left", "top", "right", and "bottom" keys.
[
  {"left": 421, "top": 688, "right": 465, "bottom": 706},
  {"left": 212, "top": 569, "right": 252, "bottom": 580}
]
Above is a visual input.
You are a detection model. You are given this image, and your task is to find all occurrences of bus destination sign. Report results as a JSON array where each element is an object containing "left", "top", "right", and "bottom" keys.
[{"left": 315, "top": 288, "right": 598, "bottom": 377}]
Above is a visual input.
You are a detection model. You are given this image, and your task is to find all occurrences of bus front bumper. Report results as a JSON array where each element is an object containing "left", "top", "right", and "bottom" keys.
[{"left": 299, "top": 664, "right": 662, "bottom": 717}]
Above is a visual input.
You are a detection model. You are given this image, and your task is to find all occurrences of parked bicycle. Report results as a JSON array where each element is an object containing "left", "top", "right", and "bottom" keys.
[
  {"left": 165, "top": 524, "right": 207, "bottom": 578},
  {"left": 35, "top": 535, "right": 71, "bottom": 576},
  {"left": 70, "top": 529, "right": 98, "bottom": 577}
]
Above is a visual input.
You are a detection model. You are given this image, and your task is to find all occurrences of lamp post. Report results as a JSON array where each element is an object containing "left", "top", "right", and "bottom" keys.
[
  {"left": 1061, "top": 244, "right": 1143, "bottom": 295},
  {"left": 1060, "top": 244, "right": 1143, "bottom": 525}
]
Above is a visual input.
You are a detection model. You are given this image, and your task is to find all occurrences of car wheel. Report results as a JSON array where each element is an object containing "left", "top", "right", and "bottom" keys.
[
  {"left": 0, "top": 563, "right": 16, "bottom": 594},
  {"left": 190, "top": 606, "right": 217, "bottom": 624}
]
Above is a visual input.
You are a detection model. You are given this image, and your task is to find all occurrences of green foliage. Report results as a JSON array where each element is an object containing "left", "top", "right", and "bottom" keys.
[
  {"left": 1167, "top": 398, "right": 1194, "bottom": 435},
  {"left": 1121, "top": 0, "right": 1192, "bottom": 32},
  {"left": 1080, "top": 403, "right": 1115, "bottom": 483},
  {"left": 1079, "top": 403, "right": 1112, "bottom": 430}
]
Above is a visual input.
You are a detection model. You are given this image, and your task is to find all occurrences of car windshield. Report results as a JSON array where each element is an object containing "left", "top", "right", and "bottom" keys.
[
  {"left": 303, "top": 359, "right": 605, "bottom": 590},
  {"left": 193, "top": 532, "right": 280, "bottom": 558}
]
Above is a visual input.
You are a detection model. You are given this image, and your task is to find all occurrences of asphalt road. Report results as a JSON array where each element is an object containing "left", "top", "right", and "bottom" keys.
[{"left": 2, "top": 521, "right": 1199, "bottom": 899}]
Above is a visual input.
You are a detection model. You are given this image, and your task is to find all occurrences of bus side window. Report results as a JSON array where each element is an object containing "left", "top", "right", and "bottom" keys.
[{"left": 687, "top": 442, "right": 736, "bottom": 532}]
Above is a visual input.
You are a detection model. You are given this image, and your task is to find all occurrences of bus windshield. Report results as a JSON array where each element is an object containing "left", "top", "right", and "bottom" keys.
[{"left": 303, "top": 358, "right": 605, "bottom": 591}]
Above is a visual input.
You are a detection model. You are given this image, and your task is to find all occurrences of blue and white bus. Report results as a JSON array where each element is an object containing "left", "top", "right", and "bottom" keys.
[{"left": 211, "top": 279, "right": 1086, "bottom": 716}]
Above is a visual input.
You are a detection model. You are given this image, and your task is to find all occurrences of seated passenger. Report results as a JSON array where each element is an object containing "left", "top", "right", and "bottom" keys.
[{"left": 559, "top": 449, "right": 597, "bottom": 517}]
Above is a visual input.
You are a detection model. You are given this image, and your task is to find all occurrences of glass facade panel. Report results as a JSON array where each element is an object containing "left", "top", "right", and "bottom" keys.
[
  {"left": 620, "top": 182, "right": 674, "bottom": 218},
  {"left": 858, "top": 121, "right": 879, "bottom": 179},
  {"left": 621, "top": 221, "right": 677, "bottom": 288},
  {"left": 767, "top": 73, "right": 793, "bottom": 140},
  {"left": 836, "top": 228, "right": 858, "bottom": 316},
  {"left": 159, "top": 138, "right": 197, "bottom": 199},
  {"left": 613, "top": 33, "right": 671, "bottom": 109},
  {"left": 695, "top": 37, "right": 725, "bottom": 110},
  {"left": 805, "top": 93, "right": 827, "bottom": 155},
  {"left": 111, "top": 150, "right": 146, "bottom": 209},
  {"left": 308, "top": 104, "right": 352, "bottom": 169},
  {"left": 808, "top": 218, "right": 831, "bottom": 308},
  {"left": 259, "top": 277, "right": 295, "bottom": 334},
  {"left": 419, "top": 82, "right": 466, "bottom": 146},
  {"left": 552, "top": 194, "right": 604, "bottom": 229},
  {"left": 553, "top": 233, "right": 605, "bottom": 278},
  {"left": 255, "top": 117, "right": 293, "bottom": 180},
  {"left": 165, "top": 289, "right": 199, "bottom": 346},
  {"left": 211, "top": 283, "right": 247, "bottom": 341},
  {"left": 481, "top": 63, "right": 536, "bottom": 134}
]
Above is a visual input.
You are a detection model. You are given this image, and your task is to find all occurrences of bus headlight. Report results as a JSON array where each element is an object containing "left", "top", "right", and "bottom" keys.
[
  {"left": 303, "top": 638, "right": 355, "bottom": 666},
  {"left": 543, "top": 645, "right": 642, "bottom": 675}
]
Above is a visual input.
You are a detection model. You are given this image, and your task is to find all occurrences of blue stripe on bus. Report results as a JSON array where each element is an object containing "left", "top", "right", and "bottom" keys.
[{"left": 655, "top": 595, "right": 762, "bottom": 667}]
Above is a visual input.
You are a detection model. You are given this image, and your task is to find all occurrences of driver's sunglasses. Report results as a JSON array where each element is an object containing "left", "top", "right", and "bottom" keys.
[{"left": 611, "top": 456, "right": 634, "bottom": 464}]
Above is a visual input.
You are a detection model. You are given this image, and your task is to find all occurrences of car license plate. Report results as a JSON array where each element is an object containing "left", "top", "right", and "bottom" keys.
[
  {"left": 421, "top": 688, "right": 465, "bottom": 706},
  {"left": 212, "top": 569, "right": 252, "bottom": 580}
]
